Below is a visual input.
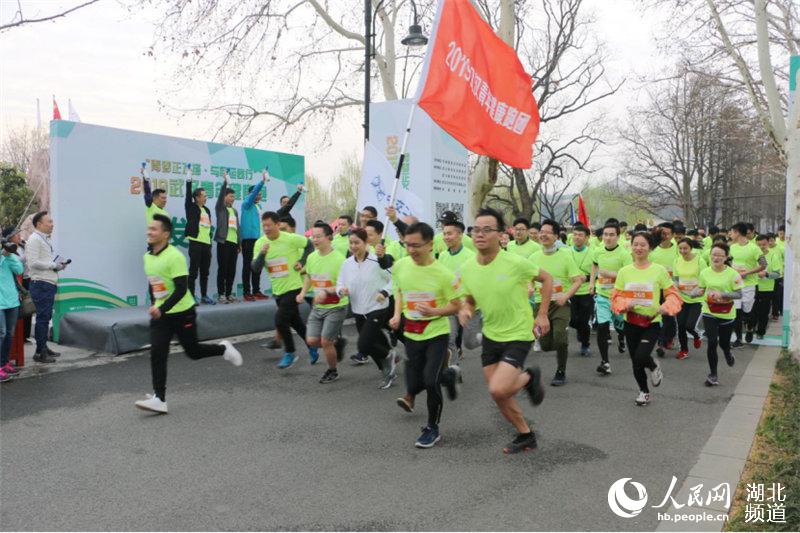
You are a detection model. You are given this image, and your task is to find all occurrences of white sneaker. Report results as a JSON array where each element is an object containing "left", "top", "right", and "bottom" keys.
[
  {"left": 135, "top": 393, "right": 168, "bottom": 414},
  {"left": 635, "top": 391, "right": 650, "bottom": 406},
  {"left": 220, "top": 340, "right": 243, "bottom": 367},
  {"left": 650, "top": 362, "right": 663, "bottom": 387}
]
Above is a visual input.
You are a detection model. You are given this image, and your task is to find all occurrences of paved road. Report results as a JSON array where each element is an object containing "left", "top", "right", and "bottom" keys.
[{"left": 1, "top": 324, "right": 761, "bottom": 531}]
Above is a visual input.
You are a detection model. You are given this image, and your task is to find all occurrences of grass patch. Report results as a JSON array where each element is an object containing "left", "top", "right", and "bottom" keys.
[{"left": 726, "top": 350, "right": 800, "bottom": 531}]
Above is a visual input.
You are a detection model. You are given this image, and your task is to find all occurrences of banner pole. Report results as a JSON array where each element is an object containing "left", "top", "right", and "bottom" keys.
[{"left": 385, "top": 103, "right": 418, "bottom": 223}]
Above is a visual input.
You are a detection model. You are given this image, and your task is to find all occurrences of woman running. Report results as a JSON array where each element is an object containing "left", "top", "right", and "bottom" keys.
[
  {"left": 336, "top": 227, "right": 397, "bottom": 389},
  {"left": 673, "top": 237, "right": 707, "bottom": 360},
  {"left": 612, "top": 231, "right": 682, "bottom": 406},
  {"left": 697, "top": 242, "right": 742, "bottom": 386}
]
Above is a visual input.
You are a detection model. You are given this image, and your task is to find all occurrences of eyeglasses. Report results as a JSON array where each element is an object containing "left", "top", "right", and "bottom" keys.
[
  {"left": 472, "top": 226, "right": 499, "bottom": 235},
  {"left": 404, "top": 242, "right": 431, "bottom": 250}
]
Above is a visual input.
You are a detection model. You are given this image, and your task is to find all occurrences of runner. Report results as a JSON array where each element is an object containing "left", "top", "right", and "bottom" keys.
[
  {"left": 673, "top": 237, "right": 707, "bottom": 360},
  {"left": 611, "top": 231, "right": 682, "bottom": 406},
  {"left": 332, "top": 215, "right": 353, "bottom": 256},
  {"left": 568, "top": 224, "right": 594, "bottom": 357},
  {"left": 529, "top": 219, "right": 584, "bottom": 386},
  {"left": 252, "top": 211, "right": 316, "bottom": 369},
  {"left": 507, "top": 217, "right": 542, "bottom": 257},
  {"left": 697, "top": 242, "right": 742, "bottom": 386},
  {"left": 729, "top": 222, "right": 766, "bottom": 346},
  {"left": 389, "top": 222, "right": 461, "bottom": 448},
  {"left": 184, "top": 173, "right": 214, "bottom": 304},
  {"left": 529, "top": 222, "right": 541, "bottom": 244},
  {"left": 135, "top": 214, "right": 242, "bottom": 414},
  {"left": 458, "top": 207, "right": 552, "bottom": 454},
  {"left": 241, "top": 171, "right": 269, "bottom": 301},
  {"left": 648, "top": 223, "right": 678, "bottom": 357},
  {"left": 297, "top": 222, "right": 349, "bottom": 383},
  {"left": 213, "top": 172, "right": 240, "bottom": 304},
  {"left": 336, "top": 227, "right": 397, "bottom": 389},
  {"left": 754, "top": 235, "right": 782, "bottom": 339},
  {"left": 589, "top": 221, "right": 631, "bottom": 376}
]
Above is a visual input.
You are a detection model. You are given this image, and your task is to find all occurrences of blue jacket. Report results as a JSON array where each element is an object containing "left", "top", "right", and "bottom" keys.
[
  {"left": 0, "top": 254, "right": 24, "bottom": 310},
  {"left": 240, "top": 180, "right": 264, "bottom": 240}
]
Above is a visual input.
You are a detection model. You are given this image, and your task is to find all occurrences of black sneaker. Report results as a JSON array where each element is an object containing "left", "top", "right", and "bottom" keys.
[
  {"left": 443, "top": 366, "right": 460, "bottom": 401},
  {"left": 550, "top": 370, "right": 566, "bottom": 387},
  {"left": 724, "top": 352, "right": 735, "bottom": 367},
  {"left": 33, "top": 352, "right": 56, "bottom": 364},
  {"left": 350, "top": 352, "right": 369, "bottom": 365},
  {"left": 524, "top": 367, "right": 545, "bottom": 406},
  {"left": 596, "top": 361, "right": 611, "bottom": 375},
  {"left": 745, "top": 331, "right": 754, "bottom": 343},
  {"left": 46, "top": 347, "right": 61, "bottom": 357},
  {"left": 617, "top": 336, "right": 626, "bottom": 353},
  {"left": 731, "top": 340, "right": 744, "bottom": 348},
  {"left": 334, "top": 337, "right": 348, "bottom": 362},
  {"left": 319, "top": 369, "right": 339, "bottom": 384},
  {"left": 656, "top": 347, "right": 665, "bottom": 358},
  {"left": 503, "top": 431, "right": 537, "bottom": 454}
]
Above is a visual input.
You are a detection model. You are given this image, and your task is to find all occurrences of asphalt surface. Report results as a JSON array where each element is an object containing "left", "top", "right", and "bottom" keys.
[{"left": 1, "top": 323, "right": 759, "bottom": 531}]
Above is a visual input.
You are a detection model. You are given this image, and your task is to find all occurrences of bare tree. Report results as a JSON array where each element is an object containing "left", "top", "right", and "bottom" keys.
[{"left": 0, "top": 0, "right": 101, "bottom": 32}]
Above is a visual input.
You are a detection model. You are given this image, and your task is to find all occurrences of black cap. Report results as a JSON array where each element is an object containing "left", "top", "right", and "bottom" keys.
[
  {"left": 438, "top": 210, "right": 460, "bottom": 224},
  {"left": 1, "top": 227, "right": 20, "bottom": 240}
]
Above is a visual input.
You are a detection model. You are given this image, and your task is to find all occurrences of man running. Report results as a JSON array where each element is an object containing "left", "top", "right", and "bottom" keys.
[
  {"left": 458, "top": 207, "right": 552, "bottom": 454},
  {"left": 507, "top": 217, "right": 542, "bottom": 257},
  {"left": 648, "top": 222, "right": 678, "bottom": 356},
  {"left": 729, "top": 222, "right": 766, "bottom": 346},
  {"left": 568, "top": 224, "right": 594, "bottom": 357},
  {"left": 135, "top": 214, "right": 242, "bottom": 414},
  {"left": 389, "top": 222, "right": 461, "bottom": 448},
  {"left": 332, "top": 215, "right": 353, "bottom": 256}
]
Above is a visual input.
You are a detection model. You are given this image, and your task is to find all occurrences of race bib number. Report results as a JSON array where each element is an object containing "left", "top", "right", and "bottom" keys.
[
  {"left": 310, "top": 273, "right": 333, "bottom": 289},
  {"left": 550, "top": 280, "right": 563, "bottom": 300},
  {"left": 598, "top": 273, "right": 615, "bottom": 290},
  {"left": 621, "top": 282, "right": 654, "bottom": 308},
  {"left": 678, "top": 277, "right": 698, "bottom": 295},
  {"left": 267, "top": 257, "right": 289, "bottom": 278},
  {"left": 405, "top": 291, "right": 436, "bottom": 320},
  {"left": 228, "top": 214, "right": 237, "bottom": 228},
  {"left": 148, "top": 276, "right": 169, "bottom": 299},
  {"left": 199, "top": 212, "right": 211, "bottom": 228}
]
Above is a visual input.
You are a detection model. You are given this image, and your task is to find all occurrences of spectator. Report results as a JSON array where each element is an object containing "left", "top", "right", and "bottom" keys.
[{"left": 1, "top": 229, "right": 24, "bottom": 381}]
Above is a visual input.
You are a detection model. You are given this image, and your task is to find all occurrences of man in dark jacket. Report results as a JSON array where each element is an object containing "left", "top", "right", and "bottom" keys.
[
  {"left": 185, "top": 170, "right": 215, "bottom": 304},
  {"left": 214, "top": 171, "right": 241, "bottom": 304}
]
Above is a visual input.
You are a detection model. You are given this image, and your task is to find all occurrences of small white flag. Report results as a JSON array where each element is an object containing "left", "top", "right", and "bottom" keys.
[{"left": 68, "top": 99, "right": 81, "bottom": 122}]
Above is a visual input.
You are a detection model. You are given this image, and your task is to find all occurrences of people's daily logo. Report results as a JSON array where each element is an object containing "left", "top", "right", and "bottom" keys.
[{"left": 608, "top": 478, "right": 649, "bottom": 518}]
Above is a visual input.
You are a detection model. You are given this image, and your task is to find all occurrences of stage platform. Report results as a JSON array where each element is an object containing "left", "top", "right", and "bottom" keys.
[{"left": 58, "top": 300, "right": 310, "bottom": 355}]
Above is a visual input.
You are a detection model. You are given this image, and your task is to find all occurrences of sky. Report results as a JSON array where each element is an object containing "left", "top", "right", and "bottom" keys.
[{"left": 0, "top": 0, "right": 667, "bottom": 187}]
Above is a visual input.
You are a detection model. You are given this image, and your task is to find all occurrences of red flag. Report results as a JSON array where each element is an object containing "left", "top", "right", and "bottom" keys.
[
  {"left": 577, "top": 195, "right": 590, "bottom": 228},
  {"left": 53, "top": 97, "right": 62, "bottom": 120},
  {"left": 417, "top": 0, "right": 540, "bottom": 168}
]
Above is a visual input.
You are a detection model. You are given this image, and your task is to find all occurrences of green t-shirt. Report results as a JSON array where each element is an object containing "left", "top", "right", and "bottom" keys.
[
  {"left": 672, "top": 253, "right": 707, "bottom": 304},
  {"left": 569, "top": 245, "right": 593, "bottom": 296},
  {"left": 699, "top": 266, "right": 743, "bottom": 320},
  {"left": 614, "top": 263, "right": 672, "bottom": 324},
  {"left": 143, "top": 245, "right": 195, "bottom": 314},
  {"left": 433, "top": 233, "right": 476, "bottom": 256},
  {"left": 437, "top": 244, "right": 476, "bottom": 290},
  {"left": 757, "top": 248, "right": 781, "bottom": 292},
  {"left": 507, "top": 238, "right": 541, "bottom": 258},
  {"left": 648, "top": 243, "right": 678, "bottom": 277},
  {"left": 146, "top": 203, "right": 170, "bottom": 225},
  {"left": 305, "top": 249, "right": 349, "bottom": 309},
  {"left": 255, "top": 231, "right": 308, "bottom": 296},
  {"left": 393, "top": 256, "right": 457, "bottom": 341},
  {"left": 730, "top": 241, "right": 763, "bottom": 287},
  {"left": 592, "top": 245, "right": 632, "bottom": 298},
  {"left": 332, "top": 233, "right": 350, "bottom": 256},
  {"left": 702, "top": 236, "right": 713, "bottom": 250},
  {"left": 225, "top": 207, "right": 238, "bottom": 244},
  {"left": 528, "top": 248, "right": 581, "bottom": 303},
  {"left": 188, "top": 208, "right": 212, "bottom": 245},
  {"left": 459, "top": 251, "right": 540, "bottom": 342}
]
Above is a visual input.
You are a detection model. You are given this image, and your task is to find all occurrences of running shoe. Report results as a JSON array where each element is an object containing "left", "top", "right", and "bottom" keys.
[
  {"left": 253, "top": 292, "right": 269, "bottom": 300},
  {"left": 334, "top": 337, "right": 348, "bottom": 362},
  {"left": 705, "top": 374, "right": 719, "bottom": 387},
  {"left": 243, "top": 294, "right": 256, "bottom": 302},
  {"left": 415, "top": 425, "right": 441, "bottom": 449},
  {"left": 219, "top": 340, "right": 243, "bottom": 366},
  {"left": 319, "top": 369, "right": 339, "bottom": 384},
  {"left": 309, "top": 347, "right": 319, "bottom": 365},
  {"left": 443, "top": 366, "right": 460, "bottom": 401},
  {"left": 580, "top": 346, "right": 591, "bottom": 357},
  {"left": 617, "top": 336, "right": 626, "bottom": 353},
  {"left": 46, "top": 347, "right": 60, "bottom": 357},
  {"left": 263, "top": 339, "right": 282, "bottom": 350},
  {"left": 524, "top": 367, "right": 545, "bottom": 406},
  {"left": 217, "top": 296, "right": 228, "bottom": 305},
  {"left": 32, "top": 352, "right": 56, "bottom": 364},
  {"left": 635, "top": 391, "right": 650, "bottom": 406},
  {"left": 350, "top": 352, "right": 369, "bottom": 365},
  {"left": 650, "top": 363, "right": 663, "bottom": 387},
  {"left": 693, "top": 337, "right": 702, "bottom": 349},
  {"left": 731, "top": 339, "right": 743, "bottom": 348},
  {"left": 503, "top": 432, "right": 537, "bottom": 454},
  {"left": 676, "top": 350, "right": 689, "bottom": 360},
  {"left": 397, "top": 394, "right": 414, "bottom": 413},
  {"left": 0, "top": 369, "right": 12, "bottom": 383},
  {"left": 227, "top": 296, "right": 239, "bottom": 304},
  {"left": 550, "top": 370, "right": 566, "bottom": 387},
  {"left": 378, "top": 365, "right": 397, "bottom": 389},
  {"left": 277, "top": 352, "right": 298, "bottom": 369},
  {"left": 200, "top": 296, "right": 216, "bottom": 305},
  {"left": 2, "top": 362, "right": 20, "bottom": 375},
  {"left": 724, "top": 352, "right": 735, "bottom": 367},
  {"left": 656, "top": 347, "right": 665, "bottom": 358},
  {"left": 135, "top": 393, "right": 168, "bottom": 414},
  {"left": 745, "top": 331, "right": 754, "bottom": 343},
  {"left": 596, "top": 361, "right": 611, "bottom": 375}
]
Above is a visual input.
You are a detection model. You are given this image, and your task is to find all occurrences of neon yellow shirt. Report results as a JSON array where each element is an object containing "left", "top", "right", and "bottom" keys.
[
  {"left": 305, "top": 249, "right": 348, "bottom": 309},
  {"left": 146, "top": 204, "right": 170, "bottom": 225},
  {"left": 757, "top": 248, "right": 781, "bottom": 292},
  {"left": 393, "top": 256, "right": 457, "bottom": 341},
  {"left": 614, "top": 263, "right": 672, "bottom": 324},
  {"left": 225, "top": 207, "right": 238, "bottom": 244},
  {"left": 528, "top": 248, "right": 581, "bottom": 304},
  {"left": 256, "top": 231, "right": 308, "bottom": 296},
  {"left": 673, "top": 253, "right": 707, "bottom": 304},
  {"left": 699, "top": 266, "right": 743, "bottom": 320},
  {"left": 332, "top": 233, "right": 350, "bottom": 256},
  {"left": 648, "top": 243, "right": 678, "bottom": 277},
  {"left": 592, "top": 245, "right": 632, "bottom": 298},
  {"left": 569, "top": 245, "right": 593, "bottom": 296},
  {"left": 188, "top": 209, "right": 212, "bottom": 245},
  {"left": 507, "top": 238, "right": 541, "bottom": 258},
  {"left": 143, "top": 245, "right": 195, "bottom": 314},
  {"left": 730, "top": 241, "right": 762, "bottom": 287}
]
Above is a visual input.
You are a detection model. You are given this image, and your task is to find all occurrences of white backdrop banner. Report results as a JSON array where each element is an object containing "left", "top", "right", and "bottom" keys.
[{"left": 49, "top": 120, "right": 304, "bottom": 336}]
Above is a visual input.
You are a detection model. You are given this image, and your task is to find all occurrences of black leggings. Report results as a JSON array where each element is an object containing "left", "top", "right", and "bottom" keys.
[
  {"left": 240, "top": 239, "right": 261, "bottom": 295},
  {"left": 150, "top": 308, "right": 224, "bottom": 400},
  {"left": 754, "top": 290, "right": 773, "bottom": 336},
  {"left": 623, "top": 322, "right": 660, "bottom": 394},
  {"left": 658, "top": 314, "right": 676, "bottom": 347},
  {"left": 216, "top": 241, "right": 238, "bottom": 297},
  {"left": 405, "top": 334, "right": 449, "bottom": 427},
  {"left": 771, "top": 278, "right": 783, "bottom": 316},
  {"left": 354, "top": 307, "right": 392, "bottom": 369},
  {"left": 570, "top": 293, "right": 593, "bottom": 348},
  {"left": 275, "top": 289, "right": 307, "bottom": 353},
  {"left": 702, "top": 315, "right": 733, "bottom": 376},
  {"left": 188, "top": 240, "right": 212, "bottom": 298},
  {"left": 676, "top": 302, "right": 701, "bottom": 351}
]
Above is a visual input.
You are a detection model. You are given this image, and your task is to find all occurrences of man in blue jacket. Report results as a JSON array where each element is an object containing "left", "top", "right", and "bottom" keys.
[{"left": 241, "top": 170, "right": 268, "bottom": 301}]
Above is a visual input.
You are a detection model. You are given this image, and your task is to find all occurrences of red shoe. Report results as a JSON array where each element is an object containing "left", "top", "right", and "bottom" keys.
[
  {"left": 693, "top": 337, "right": 702, "bottom": 349},
  {"left": 771, "top": 315, "right": 779, "bottom": 321},
  {"left": 252, "top": 292, "right": 269, "bottom": 300},
  {"left": 2, "top": 363, "right": 20, "bottom": 375},
  {"left": 676, "top": 350, "right": 689, "bottom": 360},
  {"left": 243, "top": 295, "right": 256, "bottom": 302},
  {"left": 665, "top": 340, "right": 674, "bottom": 350}
]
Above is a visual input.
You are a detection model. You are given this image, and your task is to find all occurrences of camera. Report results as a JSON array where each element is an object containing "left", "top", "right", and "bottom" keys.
[{"left": 0, "top": 238, "right": 17, "bottom": 254}]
